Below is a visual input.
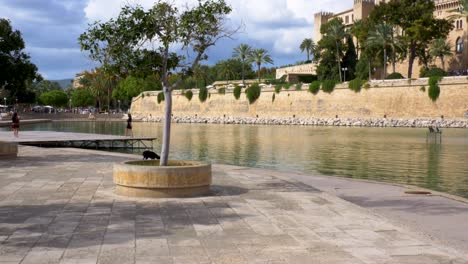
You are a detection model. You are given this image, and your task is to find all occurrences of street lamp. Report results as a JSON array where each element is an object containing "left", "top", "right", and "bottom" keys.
[
  {"left": 342, "top": 67, "right": 348, "bottom": 82},
  {"left": 3, "top": 97, "right": 5, "bottom": 113},
  {"left": 69, "top": 98, "right": 72, "bottom": 112},
  {"left": 118, "top": 100, "right": 121, "bottom": 113}
]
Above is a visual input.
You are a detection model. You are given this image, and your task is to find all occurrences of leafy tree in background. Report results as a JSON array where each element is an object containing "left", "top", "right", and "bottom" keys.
[
  {"left": 325, "top": 18, "right": 347, "bottom": 82},
  {"left": 299, "top": 38, "right": 315, "bottom": 62},
  {"left": 369, "top": 0, "right": 453, "bottom": 78},
  {"left": 39, "top": 90, "right": 68, "bottom": 107},
  {"left": 71, "top": 88, "right": 94, "bottom": 107},
  {"left": 367, "top": 23, "right": 393, "bottom": 79},
  {"left": 232, "top": 44, "right": 252, "bottom": 85},
  {"left": 314, "top": 18, "right": 347, "bottom": 82},
  {"left": 342, "top": 36, "right": 357, "bottom": 81},
  {"left": 30, "top": 80, "right": 62, "bottom": 97},
  {"left": 80, "top": 0, "right": 237, "bottom": 165},
  {"left": 79, "top": 69, "right": 117, "bottom": 111},
  {"left": 0, "top": 18, "right": 40, "bottom": 102},
  {"left": 249, "top": 48, "right": 274, "bottom": 82},
  {"left": 113, "top": 75, "right": 162, "bottom": 101},
  {"left": 429, "top": 38, "right": 452, "bottom": 71}
]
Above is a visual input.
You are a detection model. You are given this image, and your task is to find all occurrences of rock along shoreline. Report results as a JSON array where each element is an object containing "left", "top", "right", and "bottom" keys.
[{"left": 135, "top": 115, "right": 468, "bottom": 128}]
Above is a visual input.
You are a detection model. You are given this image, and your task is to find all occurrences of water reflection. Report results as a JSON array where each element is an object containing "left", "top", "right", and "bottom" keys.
[{"left": 8, "top": 121, "right": 468, "bottom": 198}]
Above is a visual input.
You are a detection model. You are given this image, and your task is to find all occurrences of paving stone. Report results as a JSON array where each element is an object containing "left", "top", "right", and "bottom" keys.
[{"left": 0, "top": 146, "right": 466, "bottom": 264}]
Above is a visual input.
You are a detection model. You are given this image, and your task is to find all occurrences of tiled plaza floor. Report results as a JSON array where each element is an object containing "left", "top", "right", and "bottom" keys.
[{"left": 0, "top": 146, "right": 466, "bottom": 264}]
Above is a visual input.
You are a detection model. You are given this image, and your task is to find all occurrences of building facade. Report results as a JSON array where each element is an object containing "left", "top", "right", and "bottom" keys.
[{"left": 314, "top": 0, "right": 468, "bottom": 78}]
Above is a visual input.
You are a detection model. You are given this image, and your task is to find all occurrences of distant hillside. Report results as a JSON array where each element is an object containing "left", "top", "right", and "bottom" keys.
[{"left": 50, "top": 79, "right": 73, "bottom": 89}]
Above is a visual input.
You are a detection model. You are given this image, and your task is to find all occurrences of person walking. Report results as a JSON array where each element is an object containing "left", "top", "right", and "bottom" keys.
[
  {"left": 11, "top": 112, "right": 20, "bottom": 137},
  {"left": 125, "top": 113, "right": 133, "bottom": 137}
]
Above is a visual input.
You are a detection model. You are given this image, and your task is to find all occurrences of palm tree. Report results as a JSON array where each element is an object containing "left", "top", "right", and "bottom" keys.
[
  {"left": 249, "top": 48, "right": 274, "bottom": 82},
  {"left": 327, "top": 21, "right": 347, "bottom": 82},
  {"left": 299, "top": 38, "right": 315, "bottom": 62},
  {"left": 430, "top": 38, "right": 452, "bottom": 71},
  {"left": 367, "top": 23, "right": 393, "bottom": 79},
  {"left": 233, "top": 44, "right": 253, "bottom": 85},
  {"left": 218, "top": 60, "right": 236, "bottom": 85},
  {"left": 350, "top": 19, "right": 366, "bottom": 58}
]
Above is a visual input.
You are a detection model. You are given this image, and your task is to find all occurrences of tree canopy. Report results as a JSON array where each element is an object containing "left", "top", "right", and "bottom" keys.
[
  {"left": 0, "top": 18, "right": 40, "bottom": 101},
  {"left": 79, "top": 0, "right": 236, "bottom": 165}
]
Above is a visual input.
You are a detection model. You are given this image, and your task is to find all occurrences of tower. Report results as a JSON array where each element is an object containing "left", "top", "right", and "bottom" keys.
[
  {"left": 353, "top": 0, "right": 376, "bottom": 21},
  {"left": 314, "top": 12, "right": 334, "bottom": 43}
]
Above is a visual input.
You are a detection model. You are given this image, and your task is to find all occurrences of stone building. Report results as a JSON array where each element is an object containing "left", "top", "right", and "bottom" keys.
[{"left": 313, "top": 0, "right": 468, "bottom": 78}]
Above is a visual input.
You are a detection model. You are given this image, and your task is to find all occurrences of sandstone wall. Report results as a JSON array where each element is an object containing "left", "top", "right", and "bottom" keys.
[{"left": 130, "top": 77, "right": 468, "bottom": 119}]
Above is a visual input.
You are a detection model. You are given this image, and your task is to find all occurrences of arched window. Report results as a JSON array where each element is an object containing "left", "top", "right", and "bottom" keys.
[{"left": 456, "top": 37, "right": 464, "bottom": 54}]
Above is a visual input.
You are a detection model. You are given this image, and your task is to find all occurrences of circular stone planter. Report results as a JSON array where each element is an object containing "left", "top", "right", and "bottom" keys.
[{"left": 113, "top": 160, "right": 211, "bottom": 198}]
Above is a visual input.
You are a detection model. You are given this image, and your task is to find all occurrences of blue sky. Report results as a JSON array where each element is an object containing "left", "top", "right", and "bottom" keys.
[{"left": 0, "top": 0, "right": 350, "bottom": 80}]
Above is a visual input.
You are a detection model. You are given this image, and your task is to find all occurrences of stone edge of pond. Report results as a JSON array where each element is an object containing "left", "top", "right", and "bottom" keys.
[
  {"left": 280, "top": 171, "right": 468, "bottom": 205},
  {"left": 134, "top": 115, "right": 468, "bottom": 128}
]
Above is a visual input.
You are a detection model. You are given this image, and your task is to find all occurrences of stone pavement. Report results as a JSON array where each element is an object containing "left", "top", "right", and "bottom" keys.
[{"left": 0, "top": 146, "right": 466, "bottom": 264}]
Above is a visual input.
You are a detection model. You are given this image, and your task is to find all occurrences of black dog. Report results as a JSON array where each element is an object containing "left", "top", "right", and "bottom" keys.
[{"left": 143, "top": 150, "right": 160, "bottom": 160}]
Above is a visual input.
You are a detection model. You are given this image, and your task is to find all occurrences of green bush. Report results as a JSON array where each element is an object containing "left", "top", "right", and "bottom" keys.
[
  {"left": 308, "top": 81, "right": 321, "bottom": 95},
  {"left": 157, "top": 92, "right": 165, "bottom": 104},
  {"left": 295, "top": 83, "right": 303, "bottom": 90},
  {"left": 363, "top": 82, "right": 371, "bottom": 89},
  {"left": 386, "top": 72, "right": 405, "bottom": 79},
  {"left": 274, "top": 84, "right": 282, "bottom": 94},
  {"left": 428, "top": 76, "right": 442, "bottom": 102},
  {"left": 420, "top": 86, "right": 426, "bottom": 92},
  {"left": 321, "top": 80, "right": 336, "bottom": 93},
  {"left": 348, "top": 78, "right": 365, "bottom": 93},
  {"left": 184, "top": 90, "right": 193, "bottom": 101},
  {"left": 199, "top": 86, "right": 208, "bottom": 102},
  {"left": 233, "top": 85, "right": 241, "bottom": 100},
  {"left": 421, "top": 67, "right": 446, "bottom": 78},
  {"left": 218, "top": 88, "right": 226, "bottom": 95},
  {"left": 283, "top": 83, "right": 292, "bottom": 90},
  {"left": 245, "top": 83, "right": 261, "bottom": 104},
  {"left": 272, "top": 93, "right": 275, "bottom": 103}
]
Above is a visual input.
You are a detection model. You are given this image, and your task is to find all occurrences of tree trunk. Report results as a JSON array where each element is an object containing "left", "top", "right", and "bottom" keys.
[
  {"left": 336, "top": 41, "right": 342, "bottom": 82},
  {"left": 392, "top": 48, "right": 396, "bottom": 73},
  {"left": 368, "top": 59, "right": 372, "bottom": 81},
  {"left": 241, "top": 59, "right": 245, "bottom": 85},
  {"left": 160, "top": 85, "right": 172, "bottom": 166},
  {"left": 441, "top": 56, "right": 445, "bottom": 71},
  {"left": 407, "top": 44, "right": 416, "bottom": 79},
  {"left": 383, "top": 47, "right": 387, "bottom": 80},
  {"left": 257, "top": 63, "right": 261, "bottom": 83},
  {"left": 307, "top": 51, "right": 310, "bottom": 61}
]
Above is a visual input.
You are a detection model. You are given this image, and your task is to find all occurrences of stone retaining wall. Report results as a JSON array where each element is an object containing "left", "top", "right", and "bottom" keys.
[{"left": 130, "top": 77, "right": 468, "bottom": 126}]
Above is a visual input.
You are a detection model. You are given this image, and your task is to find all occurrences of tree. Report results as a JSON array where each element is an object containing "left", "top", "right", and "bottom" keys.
[
  {"left": 429, "top": 38, "right": 452, "bottom": 71},
  {"left": 39, "top": 90, "right": 68, "bottom": 107},
  {"left": 350, "top": 20, "right": 368, "bottom": 58},
  {"left": 113, "top": 75, "right": 162, "bottom": 101},
  {"left": 217, "top": 60, "right": 236, "bottom": 84},
  {"left": 71, "top": 89, "right": 94, "bottom": 107},
  {"left": 299, "top": 38, "right": 315, "bottom": 62},
  {"left": 367, "top": 23, "right": 393, "bottom": 79},
  {"left": 232, "top": 44, "right": 252, "bottom": 85},
  {"left": 369, "top": 0, "right": 453, "bottom": 78},
  {"left": 80, "top": 0, "right": 236, "bottom": 165},
  {"left": 315, "top": 18, "right": 347, "bottom": 82},
  {"left": 0, "top": 18, "right": 40, "bottom": 102},
  {"left": 249, "top": 48, "right": 274, "bottom": 82},
  {"left": 30, "top": 80, "right": 62, "bottom": 97},
  {"left": 342, "top": 36, "right": 357, "bottom": 81}
]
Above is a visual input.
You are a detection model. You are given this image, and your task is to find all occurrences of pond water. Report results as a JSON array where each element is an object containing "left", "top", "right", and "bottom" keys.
[{"left": 5, "top": 121, "right": 468, "bottom": 199}]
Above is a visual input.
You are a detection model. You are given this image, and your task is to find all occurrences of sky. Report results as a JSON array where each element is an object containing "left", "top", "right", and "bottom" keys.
[{"left": 0, "top": 0, "right": 351, "bottom": 80}]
